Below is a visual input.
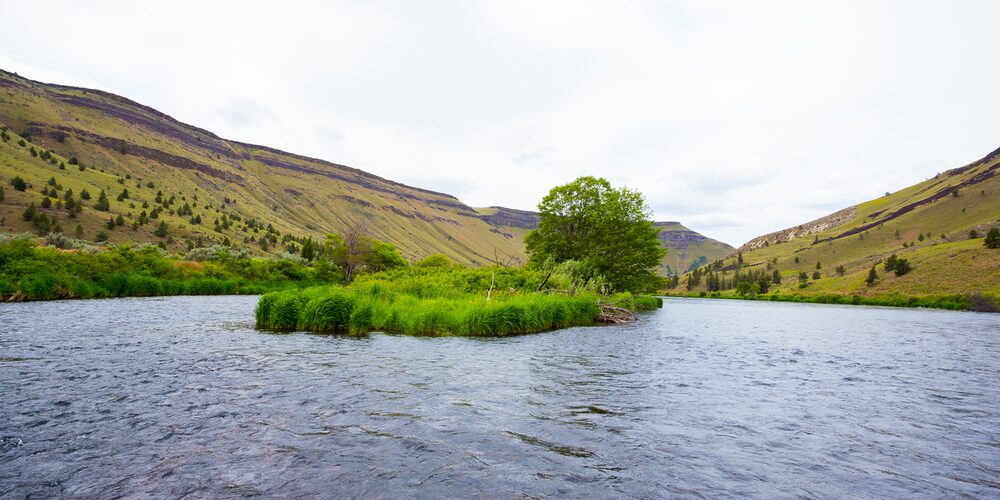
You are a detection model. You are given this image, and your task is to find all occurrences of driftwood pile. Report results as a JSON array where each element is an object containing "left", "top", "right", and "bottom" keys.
[{"left": 596, "top": 303, "right": 638, "bottom": 324}]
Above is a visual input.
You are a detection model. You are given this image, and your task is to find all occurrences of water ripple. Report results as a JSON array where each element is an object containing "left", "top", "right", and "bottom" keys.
[{"left": 1, "top": 296, "right": 998, "bottom": 497}]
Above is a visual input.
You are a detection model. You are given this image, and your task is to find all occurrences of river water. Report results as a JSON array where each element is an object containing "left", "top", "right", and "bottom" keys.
[{"left": 0, "top": 296, "right": 998, "bottom": 498}]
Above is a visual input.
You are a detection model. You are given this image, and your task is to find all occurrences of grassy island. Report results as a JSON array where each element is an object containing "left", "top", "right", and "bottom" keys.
[{"left": 255, "top": 263, "right": 661, "bottom": 336}]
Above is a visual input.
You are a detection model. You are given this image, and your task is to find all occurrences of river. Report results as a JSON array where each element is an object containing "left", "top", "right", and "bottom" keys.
[{"left": 1, "top": 296, "right": 998, "bottom": 498}]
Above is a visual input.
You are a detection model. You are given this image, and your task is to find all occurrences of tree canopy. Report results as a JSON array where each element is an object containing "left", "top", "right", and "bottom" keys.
[
  {"left": 324, "top": 223, "right": 407, "bottom": 284},
  {"left": 524, "top": 176, "right": 664, "bottom": 292}
]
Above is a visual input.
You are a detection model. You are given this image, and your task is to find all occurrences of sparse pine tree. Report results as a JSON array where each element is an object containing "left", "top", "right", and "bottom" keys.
[
  {"left": 815, "top": 261, "right": 821, "bottom": 270},
  {"left": 985, "top": 228, "right": 1000, "bottom": 249},
  {"left": 40, "top": 196, "right": 51, "bottom": 209},
  {"left": 866, "top": 266, "right": 878, "bottom": 286},
  {"left": 94, "top": 190, "right": 110, "bottom": 211},
  {"left": 154, "top": 221, "right": 168, "bottom": 237},
  {"left": 22, "top": 202, "right": 37, "bottom": 221},
  {"left": 893, "top": 258, "right": 912, "bottom": 276},
  {"left": 11, "top": 176, "right": 27, "bottom": 192},
  {"left": 970, "top": 229, "right": 979, "bottom": 239},
  {"left": 812, "top": 270, "right": 821, "bottom": 280},
  {"left": 835, "top": 265, "right": 846, "bottom": 276}
]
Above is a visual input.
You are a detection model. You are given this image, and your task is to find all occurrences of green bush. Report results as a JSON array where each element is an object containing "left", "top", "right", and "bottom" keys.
[{"left": 0, "top": 238, "right": 320, "bottom": 302}]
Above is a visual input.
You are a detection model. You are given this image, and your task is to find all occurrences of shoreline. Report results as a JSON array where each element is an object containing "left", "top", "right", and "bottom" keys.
[{"left": 661, "top": 291, "right": 999, "bottom": 313}]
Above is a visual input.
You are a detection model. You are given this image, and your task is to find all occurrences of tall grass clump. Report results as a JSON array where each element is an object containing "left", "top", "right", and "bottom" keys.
[
  {"left": 298, "top": 289, "right": 356, "bottom": 332},
  {"left": 253, "top": 276, "right": 620, "bottom": 337}
]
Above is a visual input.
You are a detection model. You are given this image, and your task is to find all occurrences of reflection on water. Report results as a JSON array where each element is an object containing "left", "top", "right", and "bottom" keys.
[{"left": 1, "top": 296, "right": 998, "bottom": 497}]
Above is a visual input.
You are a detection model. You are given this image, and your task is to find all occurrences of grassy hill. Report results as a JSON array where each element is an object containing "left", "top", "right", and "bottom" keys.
[
  {"left": 673, "top": 147, "right": 1000, "bottom": 304},
  {"left": 0, "top": 69, "right": 529, "bottom": 265},
  {"left": 654, "top": 221, "right": 734, "bottom": 275}
]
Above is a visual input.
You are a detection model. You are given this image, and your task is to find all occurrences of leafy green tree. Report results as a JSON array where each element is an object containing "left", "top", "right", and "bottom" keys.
[
  {"left": 985, "top": 228, "right": 1000, "bottom": 249},
  {"left": 524, "top": 176, "right": 664, "bottom": 292},
  {"left": 367, "top": 240, "right": 408, "bottom": 272}
]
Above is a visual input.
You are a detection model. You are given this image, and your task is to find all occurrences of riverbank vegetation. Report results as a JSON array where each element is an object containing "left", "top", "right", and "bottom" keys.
[
  {"left": 0, "top": 233, "right": 323, "bottom": 301},
  {"left": 666, "top": 290, "right": 999, "bottom": 313},
  {"left": 257, "top": 176, "right": 666, "bottom": 336},
  {"left": 256, "top": 262, "right": 662, "bottom": 336}
]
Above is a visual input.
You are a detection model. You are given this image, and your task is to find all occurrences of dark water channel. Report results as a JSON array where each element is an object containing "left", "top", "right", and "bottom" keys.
[{"left": 1, "top": 296, "right": 998, "bottom": 498}]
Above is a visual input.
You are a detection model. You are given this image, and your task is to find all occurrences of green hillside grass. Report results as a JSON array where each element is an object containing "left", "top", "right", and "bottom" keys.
[
  {"left": 655, "top": 221, "right": 733, "bottom": 275},
  {"left": 0, "top": 69, "right": 527, "bottom": 265},
  {"left": 670, "top": 147, "right": 1000, "bottom": 309}
]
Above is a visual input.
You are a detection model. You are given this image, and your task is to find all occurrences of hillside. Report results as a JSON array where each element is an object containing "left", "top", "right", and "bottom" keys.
[
  {"left": 654, "top": 221, "right": 734, "bottom": 275},
  {"left": 459, "top": 207, "right": 731, "bottom": 275},
  {"left": 676, "top": 147, "right": 1000, "bottom": 300},
  {"left": 0, "top": 69, "right": 529, "bottom": 265}
]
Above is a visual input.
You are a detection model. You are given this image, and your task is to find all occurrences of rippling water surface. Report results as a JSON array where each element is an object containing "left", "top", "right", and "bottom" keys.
[{"left": 1, "top": 296, "right": 998, "bottom": 498}]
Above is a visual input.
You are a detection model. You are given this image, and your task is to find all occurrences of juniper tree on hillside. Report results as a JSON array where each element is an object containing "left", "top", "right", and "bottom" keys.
[
  {"left": 866, "top": 266, "right": 878, "bottom": 286},
  {"left": 986, "top": 228, "right": 1000, "bottom": 249},
  {"left": 94, "top": 190, "right": 110, "bottom": 211}
]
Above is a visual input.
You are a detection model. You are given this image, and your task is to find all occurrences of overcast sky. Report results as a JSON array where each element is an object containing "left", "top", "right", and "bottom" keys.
[{"left": 2, "top": 1, "right": 997, "bottom": 245}]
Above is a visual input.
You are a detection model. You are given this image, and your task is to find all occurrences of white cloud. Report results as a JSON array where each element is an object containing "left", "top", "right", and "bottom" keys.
[{"left": 1, "top": 0, "right": 997, "bottom": 246}]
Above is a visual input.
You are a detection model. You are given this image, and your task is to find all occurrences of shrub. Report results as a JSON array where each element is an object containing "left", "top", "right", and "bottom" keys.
[{"left": 985, "top": 228, "right": 1000, "bottom": 249}]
